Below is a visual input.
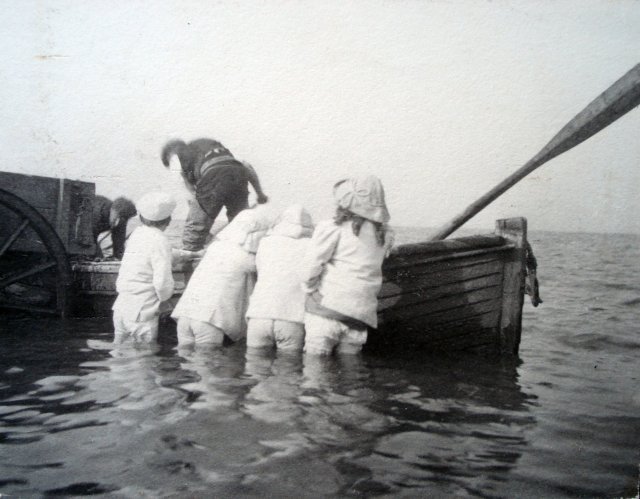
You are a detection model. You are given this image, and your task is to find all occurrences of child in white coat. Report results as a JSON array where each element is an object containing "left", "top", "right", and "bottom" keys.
[
  {"left": 112, "top": 192, "right": 176, "bottom": 344},
  {"left": 171, "top": 207, "right": 272, "bottom": 346},
  {"left": 246, "top": 205, "right": 314, "bottom": 352},
  {"left": 301, "top": 175, "right": 392, "bottom": 355}
]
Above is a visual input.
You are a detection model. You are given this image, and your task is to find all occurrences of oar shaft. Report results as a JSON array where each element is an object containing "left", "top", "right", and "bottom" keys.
[
  {"left": 429, "top": 157, "right": 542, "bottom": 241},
  {"left": 429, "top": 63, "right": 640, "bottom": 241}
]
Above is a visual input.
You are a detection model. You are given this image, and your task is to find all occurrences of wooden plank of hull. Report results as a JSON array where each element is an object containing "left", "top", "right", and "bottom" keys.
[
  {"left": 74, "top": 270, "right": 117, "bottom": 292},
  {"left": 372, "top": 308, "right": 501, "bottom": 351},
  {"left": 71, "top": 260, "right": 190, "bottom": 316},
  {"left": 380, "top": 259, "right": 504, "bottom": 301},
  {"left": 406, "top": 297, "right": 503, "bottom": 326},
  {"left": 72, "top": 292, "right": 182, "bottom": 319},
  {"left": 383, "top": 245, "right": 511, "bottom": 276},
  {"left": 425, "top": 327, "right": 498, "bottom": 351},
  {"left": 73, "top": 261, "right": 188, "bottom": 294},
  {"left": 379, "top": 284, "right": 503, "bottom": 323},
  {"left": 380, "top": 254, "right": 504, "bottom": 290},
  {"left": 379, "top": 272, "right": 504, "bottom": 316}
]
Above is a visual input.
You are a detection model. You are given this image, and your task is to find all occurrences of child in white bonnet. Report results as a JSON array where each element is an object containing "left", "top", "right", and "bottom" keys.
[
  {"left": 171, "top": 206, "right": 273, "bottom": 346},
  {"left": 246, "top": 204, "right": 314, "bottom": 352},
  {"left": 301, "top": 175, "right": 393, "bottom": 355},
  {"left": 112, "top": 191, "right": 176, "bottom": 344}
]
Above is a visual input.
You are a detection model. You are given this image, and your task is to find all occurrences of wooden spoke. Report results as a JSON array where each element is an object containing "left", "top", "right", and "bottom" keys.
[
  {"left": 0, "top": 260, "right": 56, "bottom": 290},
  {"left": 1, "top": 187, "right": 73, "bottom": 316},
  {"left": 0, "top": 218, "right": 29, "bottom": 259},
  {"left": 0, "top": 301, "right": 58, "bottom": 315}
]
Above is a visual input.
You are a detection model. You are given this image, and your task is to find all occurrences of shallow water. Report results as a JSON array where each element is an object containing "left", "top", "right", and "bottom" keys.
[{"left": 1, "top": 230, "right": 639, "bottom": 498}]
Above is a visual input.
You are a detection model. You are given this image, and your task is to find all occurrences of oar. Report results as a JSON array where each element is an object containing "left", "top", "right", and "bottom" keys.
[{"left": 429, "top": 63, "right": 640, "bottom": 241}]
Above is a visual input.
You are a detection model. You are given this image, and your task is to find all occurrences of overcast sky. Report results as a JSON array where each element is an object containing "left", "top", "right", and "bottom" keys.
[{"left": 1, "top": 1, "right": 639, "bottom": 234}]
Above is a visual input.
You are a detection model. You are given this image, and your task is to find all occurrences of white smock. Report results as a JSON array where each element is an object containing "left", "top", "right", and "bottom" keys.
[
  {"left": 171, "top": 207, "right": 272, "bottom": 341},
  {"left": 171, "top": 240, "right": 256, "bottom": 341},
  {"left": 247, "top": 232, "right": 311, "bottom": 324},
  {"left": 112, "top": 225, "right": 175, "bottom": 322},
  {"left": 301, "top": 219, "right": 389, "bottom": 328}
]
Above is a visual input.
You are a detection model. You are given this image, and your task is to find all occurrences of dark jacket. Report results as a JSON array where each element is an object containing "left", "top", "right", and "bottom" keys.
[{"left": 92, "top": 195, "right": 128, "bottom": 260}]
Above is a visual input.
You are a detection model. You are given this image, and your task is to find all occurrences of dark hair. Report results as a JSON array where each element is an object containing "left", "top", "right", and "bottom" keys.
[
  {"left": 161, "top": 139, "right": 196, "bottom": 184},
  {"left": 161, "top": 138, "right": 232, "bottom": 187},
  {"left": 140, "top": 215, "right": 171, "bottom": 229},
  {"left": 111, "top": 197, "right": 137, "bottom": 220},
  {"left": 334, "top": 207, "right": 386, "bottom": 246}
]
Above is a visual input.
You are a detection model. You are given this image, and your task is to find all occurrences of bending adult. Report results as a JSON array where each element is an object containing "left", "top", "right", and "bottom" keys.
[
  {"left": 161, "top": 138, "right": 268, "bottom": 251},
  {"left": 92, "top": 195, "right": 137, "bottom": 260}
]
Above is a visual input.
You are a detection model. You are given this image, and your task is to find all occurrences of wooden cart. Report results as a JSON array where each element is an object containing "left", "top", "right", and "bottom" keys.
[{"left": 0, "top": 172, "right": 96, "bottom": 316}]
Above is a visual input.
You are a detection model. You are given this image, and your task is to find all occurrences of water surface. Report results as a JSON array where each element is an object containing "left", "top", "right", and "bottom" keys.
[{"left": 1, "top": 230, "right": 639, "bottom": 498}]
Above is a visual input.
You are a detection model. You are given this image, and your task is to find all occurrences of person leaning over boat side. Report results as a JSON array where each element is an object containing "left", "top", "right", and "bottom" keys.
[
  {"left": 92, "top": 195, "right": 137, "bottom": 260},
  {"left": 300, "top": 175, "right": 393, "bottom": 356},
  {"left": 112, "top": 192, "right": 176, "bottom": 344},
  {"left": 246, "top": 204, "right": 315, "bottom": 352},
  {"left": 161, "top": 138, "right": 269, "bottom": 252},
  {"left": 171, "top": 206, "right": 273, "bottom": 346}
]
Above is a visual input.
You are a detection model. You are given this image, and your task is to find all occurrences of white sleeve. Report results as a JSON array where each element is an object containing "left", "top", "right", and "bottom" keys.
[
  {"left": 300, "top": 222, "right": 340, "bottom": 293},
  {"left": 151, "top": 237, "right": 175, "bottom": 302},
  {"left": 240, "top": 251, "right": 257, "bottom": 274}
]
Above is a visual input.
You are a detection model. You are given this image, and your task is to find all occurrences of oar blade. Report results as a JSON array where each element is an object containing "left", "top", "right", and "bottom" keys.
[
  {"left": 429, "top": 63, "right": 640, "bottom": 241},
  {"left": 533, "top": 63, "right": 640, "bottom": 165}
]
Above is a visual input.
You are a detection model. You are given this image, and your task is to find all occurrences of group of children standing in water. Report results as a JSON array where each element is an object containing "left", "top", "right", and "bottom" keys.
[{"left": 112, "top": 139, "right": 392, "bottom": 356}]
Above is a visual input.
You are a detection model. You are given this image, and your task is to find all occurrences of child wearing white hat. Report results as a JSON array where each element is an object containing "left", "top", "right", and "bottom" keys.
[
  {"left": 246, "top": 205, "right": 314, "bottom": 352},
  {"left": 301, "top": 175, "right": 393, "bottom": 355},
  {"left": 171, "top": 206, "right": 273, "bottom": 346},
  {"left": 112, "top": 191, "right": 176, "bottom": 344}
]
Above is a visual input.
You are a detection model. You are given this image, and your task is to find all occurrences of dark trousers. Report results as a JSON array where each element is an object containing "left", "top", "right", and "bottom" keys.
[
  {"left": 182, "top": 192, "right": 249, "bottom": 251},
  {"left": 182, "top": 199, "right": 214, "bottom": 251}
]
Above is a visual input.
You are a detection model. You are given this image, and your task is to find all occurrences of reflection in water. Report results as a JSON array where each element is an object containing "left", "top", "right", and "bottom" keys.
[
  {"left": 243, "top": 349, "right": 304, "bottom": 426},
  {"left": 299, "top": 354, "right": 391, "bottom": 447},
  {"left": 0, "top": 320, "right": 194, "bottom": 495},
  {"left": 0, "top": 317, "right": 538, "bottom": 497},
  {"left": 173, "top": 344, "right": 249, "bottom": 412},
  {"left": 348, "top": 353, "right": 536, "bottom": 497},
  {"left": 239, "top": 351, "right": 536, "bottom": 497}
]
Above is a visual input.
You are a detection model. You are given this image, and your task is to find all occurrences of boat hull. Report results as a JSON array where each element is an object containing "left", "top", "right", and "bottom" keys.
[{"left": 374, "top": 218, "right": 527, "bottom": 355}]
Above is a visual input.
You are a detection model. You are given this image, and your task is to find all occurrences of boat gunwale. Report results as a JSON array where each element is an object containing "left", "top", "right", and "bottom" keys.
[
  {"left": 72, "top": 241, "right": 517, "bottom": 297},
  {"left": 383, "top": 242, "right": 515, "bottom": 271},
  {"left": 388, "top": 234, "right": 506, "bottom": 256}
]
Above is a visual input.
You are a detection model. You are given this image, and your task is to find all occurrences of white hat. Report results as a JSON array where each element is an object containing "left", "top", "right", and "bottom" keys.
[
  {"left": 217, "top": 207, "right": 273, "bottom": 252},
  {"left": 333, "top": 175, "right": 390, "bottom": 224},
  {"left": 136, "top": 192, "right": 176, "bottom": 221},
  {"left": 270, "top": 204, "right": 314, "bottom": 239}
]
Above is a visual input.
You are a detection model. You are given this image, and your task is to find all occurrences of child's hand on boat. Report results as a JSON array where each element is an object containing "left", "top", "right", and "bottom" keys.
[{"left": 171, "top": 248, "right": 205, "bottom": 262}]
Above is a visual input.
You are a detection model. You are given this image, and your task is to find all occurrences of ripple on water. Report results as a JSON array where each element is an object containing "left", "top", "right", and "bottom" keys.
[{"left": 1, "top": 231, "right": 638, "bottom": 498}]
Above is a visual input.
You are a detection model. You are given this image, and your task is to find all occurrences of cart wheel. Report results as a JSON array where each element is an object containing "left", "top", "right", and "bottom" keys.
[{"left": 0, "top": 188, "right": 72, "bottom": 317}]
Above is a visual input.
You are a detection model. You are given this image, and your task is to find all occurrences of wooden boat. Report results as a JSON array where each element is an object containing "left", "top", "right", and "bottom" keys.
[{"left": 70, "top": 218, "right": 528, "bottom": 355}]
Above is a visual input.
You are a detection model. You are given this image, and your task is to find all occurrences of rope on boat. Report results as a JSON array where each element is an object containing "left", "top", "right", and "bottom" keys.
[{"left": 525, "top": 241, "right": 542, "bottom": 307}]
